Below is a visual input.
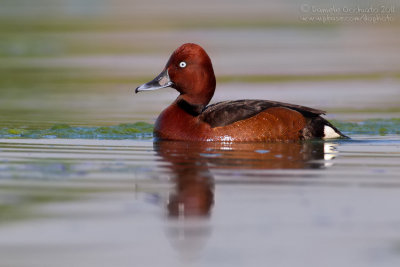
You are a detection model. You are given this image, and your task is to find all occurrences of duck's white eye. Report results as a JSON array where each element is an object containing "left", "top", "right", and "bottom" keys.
[{"left": 179, "top": 61, "right": 187, "bottom": 68}]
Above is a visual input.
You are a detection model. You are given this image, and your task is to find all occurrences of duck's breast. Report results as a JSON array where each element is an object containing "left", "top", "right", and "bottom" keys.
[{"left": 154, "top": 104, "right": 211, "bottom": 141}]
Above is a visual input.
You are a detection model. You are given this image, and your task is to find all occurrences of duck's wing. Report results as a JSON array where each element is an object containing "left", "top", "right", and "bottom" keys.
[{"left": 200, "top": 99, "right": 326, "bottom": 128}]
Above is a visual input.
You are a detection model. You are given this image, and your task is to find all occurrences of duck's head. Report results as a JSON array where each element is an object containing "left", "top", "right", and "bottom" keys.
[{"left": 135, "top": 43, "right": 216, "bottom": 106}]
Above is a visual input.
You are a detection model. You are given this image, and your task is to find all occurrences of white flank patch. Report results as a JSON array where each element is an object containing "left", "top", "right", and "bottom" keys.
[{"left": 323, "top": 126, "right": 341, "bottom": 139}]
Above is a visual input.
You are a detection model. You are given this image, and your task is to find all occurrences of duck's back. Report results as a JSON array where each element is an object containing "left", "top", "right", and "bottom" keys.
[{"left": 199, "top": 99, "right": 346, "bottom": 141}]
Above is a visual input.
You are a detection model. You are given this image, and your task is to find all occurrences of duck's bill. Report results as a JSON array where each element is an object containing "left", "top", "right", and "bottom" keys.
[{"left": 135, "top": 69, "right": 173, "bottom": 93}]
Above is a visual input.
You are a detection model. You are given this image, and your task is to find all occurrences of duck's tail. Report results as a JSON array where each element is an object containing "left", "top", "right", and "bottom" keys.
[{"left": 301, "top": 116, "right": 349, "bottom": 140}]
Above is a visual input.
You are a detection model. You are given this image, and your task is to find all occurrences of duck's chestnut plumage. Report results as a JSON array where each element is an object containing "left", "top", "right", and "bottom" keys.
[{"left": 135, "top": 43, "right": 347, "bottom": 141}]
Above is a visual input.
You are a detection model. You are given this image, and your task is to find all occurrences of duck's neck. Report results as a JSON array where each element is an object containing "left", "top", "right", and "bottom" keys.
[
  {"left": 176, "top": 98, "right": 204, "bottom": 116},
  {"left": 177, "top": 67, "right": 216, "bottom": 109}
]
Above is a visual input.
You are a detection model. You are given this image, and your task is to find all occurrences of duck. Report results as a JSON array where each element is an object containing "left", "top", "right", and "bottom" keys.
[{"left": 135, "top": 43, "right": 347, "bottom": 141}]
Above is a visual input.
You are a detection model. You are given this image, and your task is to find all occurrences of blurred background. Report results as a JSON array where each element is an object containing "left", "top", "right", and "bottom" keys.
[
  {"left": 1, "top": 0, "right": 399, "bottom": 128},
  {"left": 1, "top": 2, "right": 400, "bottom": 266}
]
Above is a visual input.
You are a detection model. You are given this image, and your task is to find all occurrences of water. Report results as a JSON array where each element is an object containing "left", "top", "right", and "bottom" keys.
[
  {"left": 1, "top": 119, "right": 400, "bottom": 139},
  {"left": 1, "top": 0, "right": 400, "bottom": 266},
  {"left": 1, "top": 135, "right": 400, "bottom": 267}
]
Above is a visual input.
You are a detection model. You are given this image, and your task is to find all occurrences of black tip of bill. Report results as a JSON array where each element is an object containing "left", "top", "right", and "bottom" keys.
[{"left": 135, "top": 69, "right": 172, "bottom": 94}]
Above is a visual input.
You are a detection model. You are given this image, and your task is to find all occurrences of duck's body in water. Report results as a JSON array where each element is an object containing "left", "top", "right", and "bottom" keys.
[{"left": 136, "top": 43, "right": 347, "bottom": 141}]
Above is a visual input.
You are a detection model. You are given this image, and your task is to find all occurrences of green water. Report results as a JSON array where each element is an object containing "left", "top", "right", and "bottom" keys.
[
  {"left": 0, "top": 122, "right": 153, "bottom": 139},
  {"left": 332, "top": 119, "right": 400, "bottom": 136},
  {"left": 0, "top": 119, "right": 399, "bottom": 139}
]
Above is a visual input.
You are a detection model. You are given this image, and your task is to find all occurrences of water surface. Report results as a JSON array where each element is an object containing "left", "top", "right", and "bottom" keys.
[{"left": 1, "top": 134, "right": 400, "bottom": 267}]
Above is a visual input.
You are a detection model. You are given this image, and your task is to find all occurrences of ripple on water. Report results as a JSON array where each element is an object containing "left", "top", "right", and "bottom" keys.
[{"left": 0, "top": 133, "right": 400, "bottom": 267}]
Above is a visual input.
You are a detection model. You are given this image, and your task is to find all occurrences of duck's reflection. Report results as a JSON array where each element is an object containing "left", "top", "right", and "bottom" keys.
[
  {"left": 154, "top": 141, "right": 337, "bottom": 255},
  {"left": 154, "top": 141, "right": 215, "bottom": 218},
  {"left": 155, "top": 141, "right": 337, "bottom": 218}
]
